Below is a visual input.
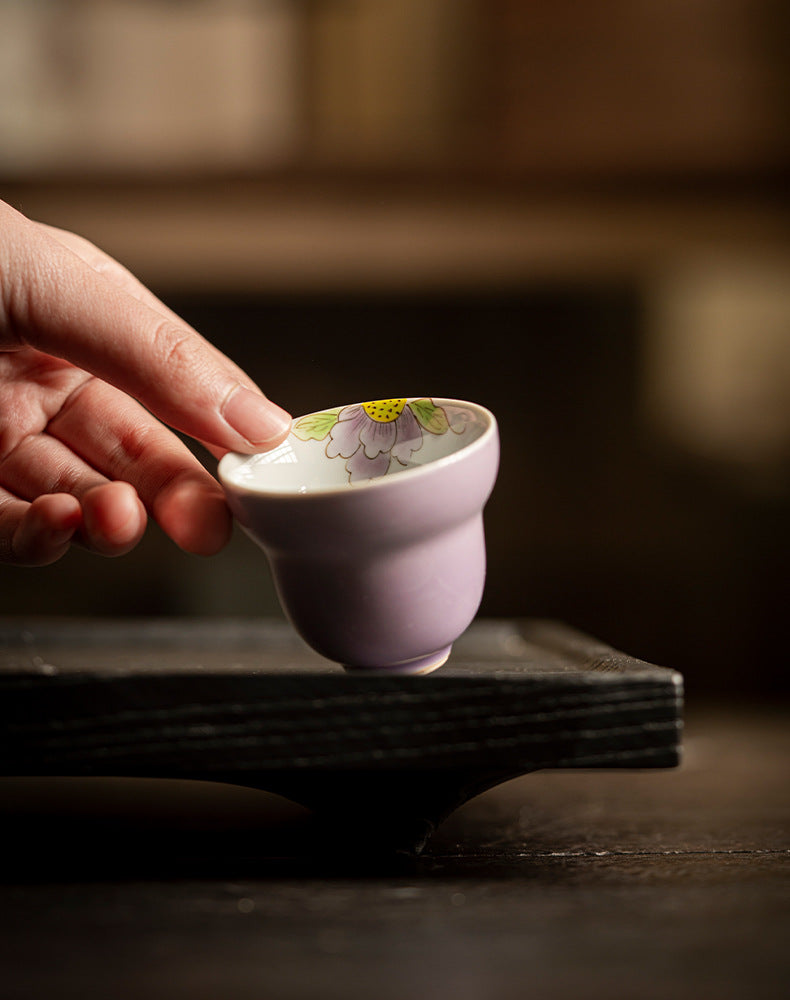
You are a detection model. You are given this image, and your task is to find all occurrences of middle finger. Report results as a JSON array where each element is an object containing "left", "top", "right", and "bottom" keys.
[
  {"left": 48, "top": 377, "right": 232, "bottom": 554},
  {"left": 0, "top": 430, "right": 108, "bottom": 500},
  {"left": 0, "top": 442, "right": 146, "bottom": 557}
]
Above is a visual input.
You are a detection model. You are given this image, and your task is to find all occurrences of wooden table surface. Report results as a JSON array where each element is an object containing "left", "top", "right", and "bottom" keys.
[
  {"left": 0, "top": 618, "right": 682, "bottom": 855},
  {"left": 0, "top": 703, "right": 786, "bottom": 1000}
]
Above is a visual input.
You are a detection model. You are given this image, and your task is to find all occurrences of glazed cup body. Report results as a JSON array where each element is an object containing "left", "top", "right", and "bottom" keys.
[{"left": 220, "top": 400, "right": 499, "bottom": 672}]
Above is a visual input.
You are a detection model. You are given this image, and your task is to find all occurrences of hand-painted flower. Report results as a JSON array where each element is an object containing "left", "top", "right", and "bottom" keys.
[{"left": 292, "top": 398, "right": 454, "bottom": 482}]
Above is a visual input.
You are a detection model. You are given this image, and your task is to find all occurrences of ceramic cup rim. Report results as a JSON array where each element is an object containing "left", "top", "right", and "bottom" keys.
[{"left": 218, "top": 397, "right": 498, "bottom": 500}]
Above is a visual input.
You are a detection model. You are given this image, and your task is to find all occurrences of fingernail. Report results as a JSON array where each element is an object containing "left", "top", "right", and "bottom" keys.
[{"left": 224, "top": 387, "right": 292, "bottom": 448}]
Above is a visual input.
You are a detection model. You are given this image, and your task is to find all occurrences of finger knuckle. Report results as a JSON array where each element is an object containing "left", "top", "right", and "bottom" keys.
[
  {"left": 151, "top": 320, "right": 203, "bottom": 379},
  {"left": 107, "top": 422, "right": 157, "bottom": 480},
  {"left": 92, "top": 256, "right": 131, "bottom": 284}
]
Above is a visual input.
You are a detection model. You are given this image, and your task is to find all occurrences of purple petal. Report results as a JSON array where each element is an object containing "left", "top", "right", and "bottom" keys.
[
  {"left": 390, "top": 405, "right": 423, "bottom": 463},
  {"left": 347, "top": 447, "right": 391, "bottom": 482},
  {"left": 326, "top": 406, "right": 367, "bottom": 459},
  {"left": 338, "top": 404, "right": 364, "bottom": 423},
  {"left": 359, "top": 417, "right": 397, "bottom": 459}
]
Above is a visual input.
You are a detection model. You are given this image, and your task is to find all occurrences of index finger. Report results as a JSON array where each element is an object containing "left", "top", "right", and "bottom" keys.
[{"left": 0, "top": 202, "right": 291, "bottom": 453}]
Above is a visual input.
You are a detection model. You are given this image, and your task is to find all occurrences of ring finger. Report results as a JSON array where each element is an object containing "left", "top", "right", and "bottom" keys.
[
  {"left": 0, "top": 436, "right": 147, "bottom": 556},
  {"left": 0, "top": 489, "right": 80, "bottom": 566},
  {"left": 48, "top": 377, "right": 232, "bottom": 555}
]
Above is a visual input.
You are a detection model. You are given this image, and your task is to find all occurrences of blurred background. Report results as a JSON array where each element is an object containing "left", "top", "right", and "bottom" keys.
[{"left": 1, "top": 0, "right": 788, "bottom": 702}]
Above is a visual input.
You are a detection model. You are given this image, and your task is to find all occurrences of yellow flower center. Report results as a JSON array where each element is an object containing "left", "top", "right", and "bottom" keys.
[{"left": 362, "top": 399, "right": 407, "bottom": 423}]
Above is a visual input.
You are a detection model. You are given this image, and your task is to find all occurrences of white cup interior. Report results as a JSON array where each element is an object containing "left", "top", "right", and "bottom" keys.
[{"left": 219, "top": 398, "right": 494, "bottom": 496}]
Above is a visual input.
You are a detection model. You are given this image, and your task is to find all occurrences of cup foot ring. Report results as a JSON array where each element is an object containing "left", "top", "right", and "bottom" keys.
[{"left": 344, "top": 645, "right": 452, "bottom": 676}]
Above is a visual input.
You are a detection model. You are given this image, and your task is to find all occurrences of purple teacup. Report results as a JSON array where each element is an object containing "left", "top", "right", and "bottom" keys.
[{"left": 218, "top": 397, "right": 499, "bottom": 674}]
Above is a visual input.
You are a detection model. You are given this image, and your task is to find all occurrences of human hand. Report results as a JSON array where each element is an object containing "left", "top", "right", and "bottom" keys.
[{"left": 0, "top": 199, "right": 291, "bottom": 566}]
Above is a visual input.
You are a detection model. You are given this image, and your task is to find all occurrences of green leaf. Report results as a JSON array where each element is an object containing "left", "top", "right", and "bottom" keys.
[
  {"left": 408, "top": 398, "right": 449, "bottom": 435},
  {"left": 292, "top": 408, "right": 341, "bottom": 441}
]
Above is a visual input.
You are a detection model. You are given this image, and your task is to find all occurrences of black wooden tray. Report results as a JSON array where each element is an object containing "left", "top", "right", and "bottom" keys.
[{"left": 0, "top": 618, "right": 682, "bottom": 853}]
